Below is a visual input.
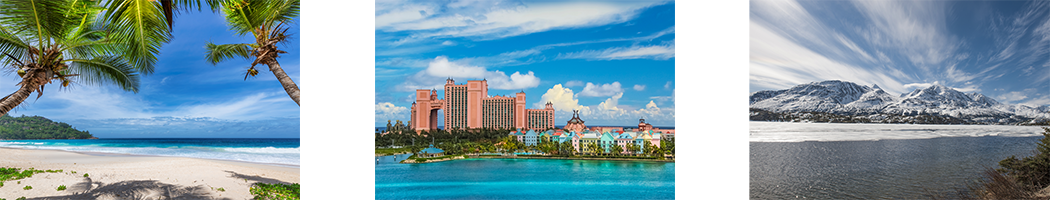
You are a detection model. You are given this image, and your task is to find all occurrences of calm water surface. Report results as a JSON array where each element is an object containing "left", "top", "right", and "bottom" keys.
[
  {"left": 375, "top": 158, "right": 675, "bottom": 199},
  {"left": 751, "top": 136, "right": 1042, "bottom": 199}
]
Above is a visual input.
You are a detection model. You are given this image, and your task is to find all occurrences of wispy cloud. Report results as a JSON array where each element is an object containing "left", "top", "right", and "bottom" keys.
[
  {"left": 557, "top": 43, "right": 674, "bottom": 60},
  {"left": 376, "top": 0, "right": 669, "bottom": 44},
  {"left": 749, "top": 20, "right": 909, "bottom": 94}
]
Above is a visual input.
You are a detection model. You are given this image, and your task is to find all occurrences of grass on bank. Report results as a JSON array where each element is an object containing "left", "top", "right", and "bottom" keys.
[
  {"left": 402, "top": 154, "right": 467, "bottom": 163},
  {"left": 250, "top": 183, "right": 300, "bottom": 200},
  {"left": 375, "top": 147, "right": 412, "bottom": 156}
]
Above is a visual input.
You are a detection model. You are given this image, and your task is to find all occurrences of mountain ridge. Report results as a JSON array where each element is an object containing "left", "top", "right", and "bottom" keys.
[{"left": 750, "top": 80, "right": 1050, "bottom": 125}]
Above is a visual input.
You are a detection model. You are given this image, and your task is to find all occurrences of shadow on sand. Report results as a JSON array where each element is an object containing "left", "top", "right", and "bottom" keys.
[
  {"left": 224, "top": 170, "right": 293, "bottom": 185},
  {"left": 31, "top": 179, "right": 229, "bottom": 200}
]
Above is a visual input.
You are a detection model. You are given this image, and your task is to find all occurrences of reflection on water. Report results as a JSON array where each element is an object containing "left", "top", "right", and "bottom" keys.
[
  {"left": 751, "top": 136, "right": 1042, "bottom": 199},
  {"left": 376, "top": 154, "right": 413, "bottom": 164}
]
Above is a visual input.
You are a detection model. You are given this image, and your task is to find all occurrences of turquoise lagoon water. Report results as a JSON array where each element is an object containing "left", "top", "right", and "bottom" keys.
[
  {"left": 0, "top": 138, "right": 300, "bottom": 166},
  {"left": 375, "top": 157, "right": 675, "bottom": 199}
]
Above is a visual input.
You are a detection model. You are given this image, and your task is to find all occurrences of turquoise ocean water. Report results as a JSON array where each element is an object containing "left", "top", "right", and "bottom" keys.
[
  {"left": 0, "top": 138, "right": 299, "bottom": 166},
  {"left": 375, "top": 157, "right": 675, "bottom": 199}
]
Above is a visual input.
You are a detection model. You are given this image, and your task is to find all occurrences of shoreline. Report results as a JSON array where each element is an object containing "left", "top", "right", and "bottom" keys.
[
  {"left": 0, "top": 146, "right": 300, "bottom": 168},
  {"left": 0, "top": 147, "right": 299, "bottom": 199},
  {"left": 472, "top": 155, "right": 675, "bottom": 162}
]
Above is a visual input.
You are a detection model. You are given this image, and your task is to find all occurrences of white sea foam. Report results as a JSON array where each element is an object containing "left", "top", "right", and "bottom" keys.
[
  {"left": 222, "top": 147, "right": 300, "bottom": 154},
  {"left": 750, "top": 121, "right": 1047, "bottom": 142},
  {"left": 0, "top": 143, "right": 299, "bottom": 166}
]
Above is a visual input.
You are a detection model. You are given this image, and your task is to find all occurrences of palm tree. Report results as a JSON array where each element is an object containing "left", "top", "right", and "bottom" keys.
[
  {"left": 205, "top": 0, "right": 300, "bottom": 105},
  {"left": 587, "top": 142, "right": 599, "bottom": 156},
  {"left": 0, "top": 0, "right": 155, "bottom": 115},
  {"left": 626, "top": 143, "right": 639, "bottom": 157}
]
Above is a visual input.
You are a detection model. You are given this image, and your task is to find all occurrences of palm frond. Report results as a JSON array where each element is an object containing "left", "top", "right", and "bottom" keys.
[
  {"left": 102, "top": 0, "right": 169, "bottom": 75},
  {"left": 68, "top": 56, "right": 140, "bottom": 93},
  {"left": 219, "top": 0, "right": 298, "bottom": 36},
  {"left": 0, "top": 27, "right": 30, "bottom": 68},
  {"left": 204, "top": 42, "right": 251, "bottom": 65},
  {"left": 0, "top": 0, "right": 75, "bottom": 48}
]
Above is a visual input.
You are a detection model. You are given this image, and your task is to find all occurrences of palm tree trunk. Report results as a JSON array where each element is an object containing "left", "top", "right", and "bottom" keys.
[
  {"left": 267, "top": 61, "right": 300, "bottom": 106},
  {"left": 0, "top": 80, "right": 40, "bottom": 116}
]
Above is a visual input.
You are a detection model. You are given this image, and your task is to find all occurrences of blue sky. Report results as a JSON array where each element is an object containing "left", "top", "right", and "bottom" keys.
[
  {"left": 374, "top": 0, "right": 676, "bottom": 127},
  {"left": 0, "top": 10, "right": 301, "bottom": 138},
  {"left": 750, "top": 0, "right": 1050, "bottom": 106}
]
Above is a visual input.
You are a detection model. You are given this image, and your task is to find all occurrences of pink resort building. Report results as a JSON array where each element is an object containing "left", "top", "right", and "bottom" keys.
[{"left": 410, "top": 79, "right": 555, "bottom": 132}]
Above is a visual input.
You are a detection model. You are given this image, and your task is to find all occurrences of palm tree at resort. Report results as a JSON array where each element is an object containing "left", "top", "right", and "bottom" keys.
[
  {"left": 205, "top": 0, "right": 301, "bottom": 105},
  {"left": 0, "top": 0, "right": 145, "bottom": 115}
]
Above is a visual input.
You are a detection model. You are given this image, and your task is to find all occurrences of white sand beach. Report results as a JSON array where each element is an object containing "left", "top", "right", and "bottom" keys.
[{"left": 0, "top": 148, "right": 299, "bottom": 200}]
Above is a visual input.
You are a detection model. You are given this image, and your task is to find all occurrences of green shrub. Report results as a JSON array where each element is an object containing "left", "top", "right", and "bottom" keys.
[
  {"left": 997, "top": 127, "right": 1050, "bottom": 189},
  {"left": 16, "top": 197, "right": 24, "bottom": 200},
  {"left": 57, "top": 185, "right": 66, "bottom": 191},
  {"left": 415, "top": 158, "right": 427, "bottom": 162},
  {"left": 250, "top": 183, "right": 300, "bottom": 200},
  {"left": 83, "top": 173, "right": 89, "bottom": 177},
  {"left": 22, "top": 185, "right": 31, "bottom": 190}
]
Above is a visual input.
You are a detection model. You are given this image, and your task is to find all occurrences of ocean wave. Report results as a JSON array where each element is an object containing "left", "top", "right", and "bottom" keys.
[{"left": 222, "top": 147, "right": 300, "bottom": 154}]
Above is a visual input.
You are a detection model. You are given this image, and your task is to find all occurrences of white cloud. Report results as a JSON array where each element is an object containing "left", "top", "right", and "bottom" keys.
[
  {"left": 441, "top": 41, "right": 456, "bottom": 46},
  {"left": 596, "top": 92, "right": 624, "bottom": 111},
  {"left": 664, "top": 81, "right": 672, "bottom": 89},
  {"left": 375, "top": 102, "right": 410, "bottom": 120},
  {"left": 534, "top": 84, "right": 674, "bottom": 126},
  {"left": 377, "top": 1, "right": 666, "bottom": 42},
  {"left": 998, "top": 91, "right": 1029, "bottom": 103},
  {"left": 535, "top": 84, "right": 584, "bottom": 111},
  {"left": 399, "top": 56, "right": 541, "bottom": 91},
  {"left": 557, "top": 44, "right": 674, "bottom": 60},
  {"left": 633, "top": 84, "right": 646, "bottom": 91},
  {"left": 578, "top": 82, "right": 624, "bottom": 97},
  {"left": 565, "top": 80, "right": 584, "bottom": 87},
  {"left": 646, "top": 100, "right": 659, "bottom": 110}
]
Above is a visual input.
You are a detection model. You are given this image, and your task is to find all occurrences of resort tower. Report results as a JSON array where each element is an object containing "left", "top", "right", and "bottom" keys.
[{"left": 411, "top": 79, "right": 555, "bottom": 132}]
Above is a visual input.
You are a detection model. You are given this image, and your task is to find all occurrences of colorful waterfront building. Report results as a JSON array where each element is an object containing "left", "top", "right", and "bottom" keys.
[
  {"left": 524, "top": 129, "right": 538, "bottom": 146},
  {"left": 600, "top": 131, "right": 615, "bottom": 153},
  {"left": 580, "top": 130, "right": 600, "bottom": 154},
  {"left": 411, "top": 79, "right": 555, "bottom": 132},
  {"left": 615, "top": 132, "right": 634, "bottom": 154}
]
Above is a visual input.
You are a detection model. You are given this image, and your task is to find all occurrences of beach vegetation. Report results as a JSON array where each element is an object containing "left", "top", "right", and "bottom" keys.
[
  {"left": 16, "top": 197, "right": 25, "bottom": 200},
  {"left": 0, "top": 0, "right": 171, "bottom": 116},
  {"left": 1, "top": 167, "right": 60, "bottom": 182},
  {"left": 250, "top": 182, "right": 300, "bottom": 200},
  {"left": 22, "top": 185, "right": 30, "bottom": 190},
  {"left": 0, "top": 115, "right": 92, "bottom": 139},
  {"left": 83, "top": 173, "right": 88, "bottom": 177},
  {"left": 205, "top": 0, "right": 301, "bottom": 106},
  {"left": 57, "top": 185, "right": 66, "bottom": 191}
]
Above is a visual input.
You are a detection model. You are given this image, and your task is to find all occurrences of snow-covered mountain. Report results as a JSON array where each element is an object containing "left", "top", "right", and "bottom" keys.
[{"left": 750, "top": 80, "right": 1050, "bottom": 123}]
